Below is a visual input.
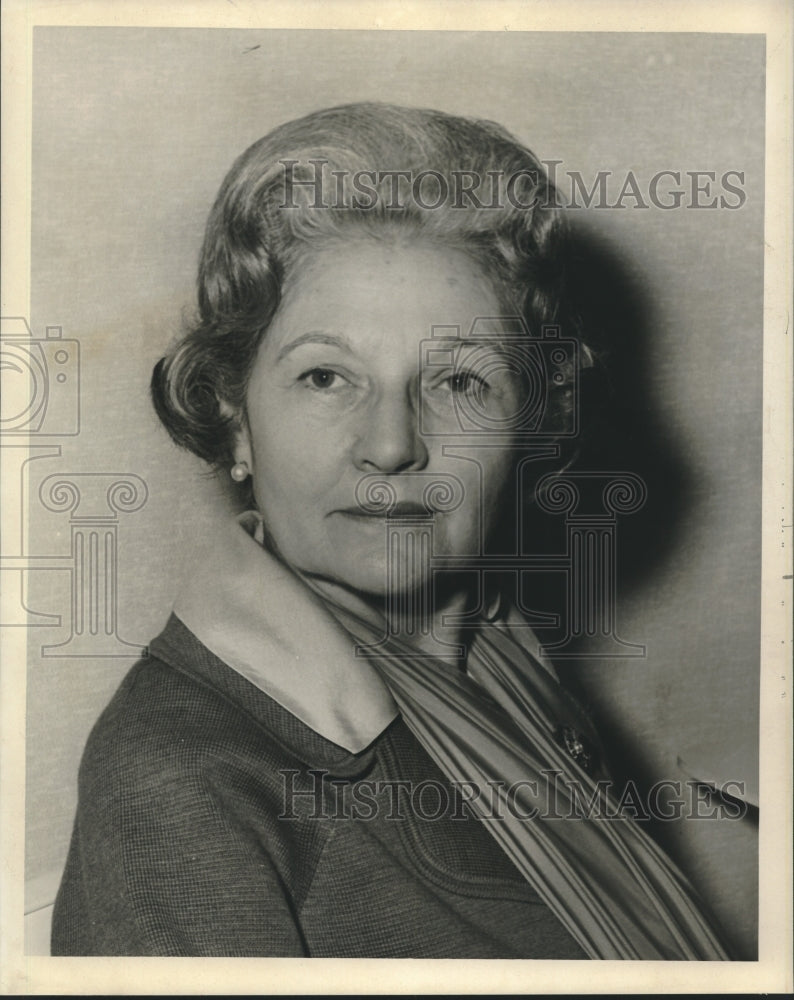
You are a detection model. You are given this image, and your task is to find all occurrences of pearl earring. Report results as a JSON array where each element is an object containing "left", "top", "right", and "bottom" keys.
[{"left": 230, "top": 462, "right": 249, "bottom": 483}]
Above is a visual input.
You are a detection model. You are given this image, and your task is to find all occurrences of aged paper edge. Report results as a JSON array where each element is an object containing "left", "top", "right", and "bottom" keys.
[{"left": 1, "top": 0, "right": 791, "bottom": 994}]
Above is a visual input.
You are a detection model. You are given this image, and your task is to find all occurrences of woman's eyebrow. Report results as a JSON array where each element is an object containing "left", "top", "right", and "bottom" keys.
[
  {"left": 275, "top": 331, "right": 352, "bottom": 362},
  {"left": 437, "top": 336, "right": 514, "bottom": 353}
]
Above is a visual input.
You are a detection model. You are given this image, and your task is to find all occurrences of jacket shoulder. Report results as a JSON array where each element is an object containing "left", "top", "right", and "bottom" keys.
[
  {"left": 78, "top": 647, "right": 294, "bottom": 802},
  {"left": 55, "top": 641, "right": 327, "bottom": 956}
]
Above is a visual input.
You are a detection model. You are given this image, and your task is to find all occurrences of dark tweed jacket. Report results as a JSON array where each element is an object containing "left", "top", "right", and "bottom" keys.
[{"left": 52, "top": 614, "right": 585, "bottom": 958}]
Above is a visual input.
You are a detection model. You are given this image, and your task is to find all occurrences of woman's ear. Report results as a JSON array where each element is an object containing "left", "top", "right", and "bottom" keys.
[{"left": 219, "top": 398, "right": 253, "bottom": 469}]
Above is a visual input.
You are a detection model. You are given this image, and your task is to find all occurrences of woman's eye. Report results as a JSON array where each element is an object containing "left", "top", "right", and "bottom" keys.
[
  {"left": 301, "top": 368, "right": 344, "bottom": 391},
  {"left": 446, "top": 371, "right": 487, "bottom": 394}
]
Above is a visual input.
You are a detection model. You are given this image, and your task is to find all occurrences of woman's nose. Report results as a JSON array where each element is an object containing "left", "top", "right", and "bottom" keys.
[{"left": 352, "top": 390, "right": 429, "bottom": 473}]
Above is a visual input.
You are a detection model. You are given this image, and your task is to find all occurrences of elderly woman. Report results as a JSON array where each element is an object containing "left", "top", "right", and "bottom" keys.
[{"left": 52, "top": 103, "right": 729, "bottom": 959}]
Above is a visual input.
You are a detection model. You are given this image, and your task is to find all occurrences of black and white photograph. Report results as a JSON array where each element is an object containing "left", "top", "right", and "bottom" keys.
[{"left": 1, "top": 1, "right": 791, "bottom": 994}]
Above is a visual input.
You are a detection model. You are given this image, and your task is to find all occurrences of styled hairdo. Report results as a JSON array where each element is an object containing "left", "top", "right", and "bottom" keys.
[{"left": 151, "top": 102, "right": 583, "bottom": 470}]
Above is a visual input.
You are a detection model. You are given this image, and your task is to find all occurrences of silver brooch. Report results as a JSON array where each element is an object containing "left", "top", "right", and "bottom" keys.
[{"left": 555, "top": 724, "right": 596, "bottom": 774}]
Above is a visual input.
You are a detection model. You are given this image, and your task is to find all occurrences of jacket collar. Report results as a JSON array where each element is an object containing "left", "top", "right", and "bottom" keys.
[
  {"left": 172, "top": 511, "right": 399, "bottom": 755},
  {"left": 169, "top": 511, "right": 564, "bottom": 762}
]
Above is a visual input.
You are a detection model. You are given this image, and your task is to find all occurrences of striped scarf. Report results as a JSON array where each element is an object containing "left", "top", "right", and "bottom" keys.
[{"left": 319, "top": 596, "right": 730, "bottom": 960}]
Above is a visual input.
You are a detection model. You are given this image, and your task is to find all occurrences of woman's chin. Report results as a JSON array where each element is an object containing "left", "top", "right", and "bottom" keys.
[
  {"left": 283, "top": 520, "right": 460, "bottom": 600},
  {"left": 330, "top": 560, "right": 431, "bottom": 599},
  {"left": 299, "top": 553, "right": 433, "bottom": 602},
  {"left": 307, "top": 521, "right": 433, "bottom": 596}
]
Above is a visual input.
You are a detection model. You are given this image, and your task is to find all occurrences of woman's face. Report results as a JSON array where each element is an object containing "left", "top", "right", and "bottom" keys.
[{"left": 233, "top": 239, "right": 524, "bottom": 596}]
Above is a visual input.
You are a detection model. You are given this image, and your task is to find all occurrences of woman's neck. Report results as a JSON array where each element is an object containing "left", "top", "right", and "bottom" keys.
[
  {"left": 246, "top": 508, "right": 485, "bottom": 667},
  {"left": 301, "top": 573, "right": 474, "bottom": 668},
  {"left": 382, "top": 583, "right": 472, "bottom": 666}
]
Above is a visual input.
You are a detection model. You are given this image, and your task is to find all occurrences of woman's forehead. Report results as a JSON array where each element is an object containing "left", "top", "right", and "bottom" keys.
[{"left": 273, "top": 240, "right": 505, "bottom": 331}]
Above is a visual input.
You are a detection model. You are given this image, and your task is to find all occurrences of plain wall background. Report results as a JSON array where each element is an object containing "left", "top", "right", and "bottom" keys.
[{"left": 23, "top": 28, "right": 764, "bottom": 957}]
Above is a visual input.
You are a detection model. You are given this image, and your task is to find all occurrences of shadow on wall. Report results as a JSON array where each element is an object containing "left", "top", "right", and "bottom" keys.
[
  {"left": 523, "top": 216, "right": 693, "bottom": 620},
  {"left": 565, "top": 219, "right": 692, "bottom": 590},
  {"left": 520, "top": 216, "right": 692, "bottom": 759},
  {"left": 524, "top": 222, "right": 758, "bottom": 962}
]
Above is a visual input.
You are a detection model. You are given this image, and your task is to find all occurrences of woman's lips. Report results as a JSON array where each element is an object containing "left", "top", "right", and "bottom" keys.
[{"left": 335, "top": 501, "right": 434, "bottom": 519}]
